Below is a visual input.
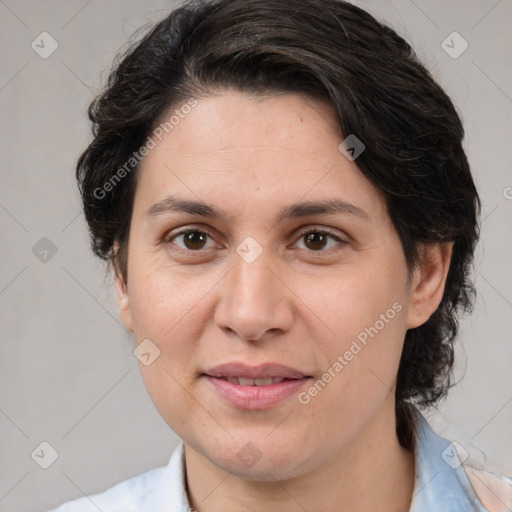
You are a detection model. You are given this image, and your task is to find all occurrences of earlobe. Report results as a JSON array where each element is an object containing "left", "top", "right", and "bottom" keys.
[
  {"left": 406, "top": 242, "right": 454, "bottom": 330},
  {"left": 114, "top": 265, "right": 134, "bottom": 332}
]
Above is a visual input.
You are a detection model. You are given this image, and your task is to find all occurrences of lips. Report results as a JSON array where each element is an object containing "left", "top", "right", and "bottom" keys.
[
  {"left": 204, "top": 362, "right": 308, "bottom": 380},
  {"left": 202, "top": 362, "right": 311, "bottom": 409}
]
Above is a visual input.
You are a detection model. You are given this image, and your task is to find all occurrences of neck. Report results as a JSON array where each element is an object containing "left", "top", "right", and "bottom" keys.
[{"left": 184, "top": 397, "right": 415, "bottom": 512}]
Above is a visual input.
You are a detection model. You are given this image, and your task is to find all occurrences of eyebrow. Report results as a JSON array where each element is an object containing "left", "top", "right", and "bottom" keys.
[{"left": 146, "top": 195, "right": 371, "bottom": 222}]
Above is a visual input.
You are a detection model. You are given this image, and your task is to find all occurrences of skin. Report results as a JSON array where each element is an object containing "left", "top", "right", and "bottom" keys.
[{"left": 114, "top": 91, "right": 453, "bottom": 512}]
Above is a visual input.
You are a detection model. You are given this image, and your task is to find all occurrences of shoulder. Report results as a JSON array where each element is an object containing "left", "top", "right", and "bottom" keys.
[
  {"left": 49, "top": 442, "right": 188, "bottom": 512},
  {"left": 410, "top": 408, "right": 512, "bottom": 511},
  {"left": 464, "top": 465, "right": 512, "bottom": 512},
  {"left": 49, "top": 465, "right": 166, "bottom": 512}
]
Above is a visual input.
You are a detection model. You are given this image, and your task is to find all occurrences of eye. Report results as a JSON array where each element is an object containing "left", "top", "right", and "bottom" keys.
[
  {"left": 294, "top": 228, "right": 347, "bottom": 252},
  {"left": 164, "top": 227, "right": 347, "bottom": 254},
  {"left": 165, "top": 229, "right": 217, "bottom": 251}
]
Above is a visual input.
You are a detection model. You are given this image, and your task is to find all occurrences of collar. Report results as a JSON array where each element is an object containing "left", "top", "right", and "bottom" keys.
[{"left": 409, "top": 408, "right": 487, "bottom": 511}]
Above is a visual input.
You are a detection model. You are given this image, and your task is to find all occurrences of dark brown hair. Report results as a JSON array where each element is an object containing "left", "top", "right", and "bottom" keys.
[{"left": 76, "top": 0, "right": 480, "bottom": 447}]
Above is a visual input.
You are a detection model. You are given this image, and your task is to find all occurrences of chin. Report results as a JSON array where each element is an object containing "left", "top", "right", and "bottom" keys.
[{"left": 201, "top": 433, "right": 316, "bottom": 481}]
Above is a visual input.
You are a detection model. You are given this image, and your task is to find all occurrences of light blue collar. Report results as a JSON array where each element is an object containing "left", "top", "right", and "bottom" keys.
[{"left": 409, "top": 409, "right": 487, "bottom": 511}]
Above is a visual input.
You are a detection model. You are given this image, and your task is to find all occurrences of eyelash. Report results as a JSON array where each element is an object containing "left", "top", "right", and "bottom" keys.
[{"left": 163, "top": 226, "right": 348, "bottom": 254}]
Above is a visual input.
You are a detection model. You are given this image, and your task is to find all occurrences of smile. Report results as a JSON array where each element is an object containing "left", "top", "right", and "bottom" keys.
[{"left": 202, "top": 362, "right": 312, "bottom": 409}]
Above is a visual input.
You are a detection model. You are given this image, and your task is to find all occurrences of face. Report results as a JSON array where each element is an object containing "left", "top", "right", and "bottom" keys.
[{"left": 115, "top": 91, "right": 446, "bottom": 480}]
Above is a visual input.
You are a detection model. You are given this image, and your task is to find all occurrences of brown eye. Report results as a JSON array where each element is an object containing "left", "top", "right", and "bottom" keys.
[
  {"left": 167, "top": 230, "right": 214, "bottom": 251},
  {"left": 295, "top": 229, "right": 346, "bottom": 252},
  {"left": 304, "top": 232, "right": 329, "bottom": 251}
]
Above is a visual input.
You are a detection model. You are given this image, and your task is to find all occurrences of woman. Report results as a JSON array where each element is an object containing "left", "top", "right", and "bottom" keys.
[{"left": 51, "top": 0, "right": 511, "bottom": 510}]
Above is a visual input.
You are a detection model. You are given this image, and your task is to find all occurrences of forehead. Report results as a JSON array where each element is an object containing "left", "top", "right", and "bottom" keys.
[
  {"left": 133, "top": 91, "right": 388, "bottom": 222},
  {"left": 153, "top": 92, "right": 343, "bottom": 164}
]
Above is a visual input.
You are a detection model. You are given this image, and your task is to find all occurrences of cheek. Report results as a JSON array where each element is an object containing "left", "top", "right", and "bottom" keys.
[
  {"left": 306, "top": 262, "right": 407, "bottom": 348},
  {"left": 300, "top": 255, "right": 409, "bottom": 407},
  {"left": 127, "top": 266, "right": 207, "bottom": 430},
  {"left": 138, "top": 362, "right": 201, "bottom": 438},
  {"left": 126, "top": 262, "right": 210, "bottom": 397},
  {"left": 128, "top": 259, "right": 212, "bottom": 342}
]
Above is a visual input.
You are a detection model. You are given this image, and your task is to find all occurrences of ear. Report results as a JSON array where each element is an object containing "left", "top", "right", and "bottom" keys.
[
  {"left": 406, "top": 242, "right": 454, "bottom": 329},
  {"left": 112, "top": 250, "right": 134, "bottom": 332}
]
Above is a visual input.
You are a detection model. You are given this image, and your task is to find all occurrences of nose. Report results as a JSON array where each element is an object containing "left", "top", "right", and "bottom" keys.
[{"left": 213, "top": 249, "right": 294, "bottom": 342}]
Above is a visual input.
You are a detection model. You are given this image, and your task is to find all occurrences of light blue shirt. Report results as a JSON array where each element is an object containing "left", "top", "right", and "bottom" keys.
[{"left": 50, "top": 410, "right": 510, "bottom": 511}]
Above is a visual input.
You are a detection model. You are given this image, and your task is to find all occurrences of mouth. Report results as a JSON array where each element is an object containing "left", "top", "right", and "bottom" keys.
[
  {"left": 214, "top": 376, "right": 292, "bottom": 386},
  {"left": 202, "top": 362, "right": 312, "bottom": 409}
]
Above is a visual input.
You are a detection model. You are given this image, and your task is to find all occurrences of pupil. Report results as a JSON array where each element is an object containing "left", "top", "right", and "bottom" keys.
[
  {"left": 185, "top": 231, "right": 206, "bottom": 250},
  {"left": 306, "top": 232, "right": 326, "bottom": 250}
]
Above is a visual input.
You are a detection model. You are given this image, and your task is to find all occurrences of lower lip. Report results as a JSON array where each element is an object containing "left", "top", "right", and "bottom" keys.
[{"left": 204, "top": 376, "right": 310, "bottom": 410}]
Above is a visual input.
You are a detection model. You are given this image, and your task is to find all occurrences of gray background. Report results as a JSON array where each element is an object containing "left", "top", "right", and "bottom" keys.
[{"left": 0, "top": 0, "right": 511, "bottom": 510}]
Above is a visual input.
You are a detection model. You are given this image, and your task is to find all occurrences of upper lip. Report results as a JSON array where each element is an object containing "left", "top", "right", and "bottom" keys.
[{"left": 203, "top": 363, "right": 309, "bottom": 380}]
